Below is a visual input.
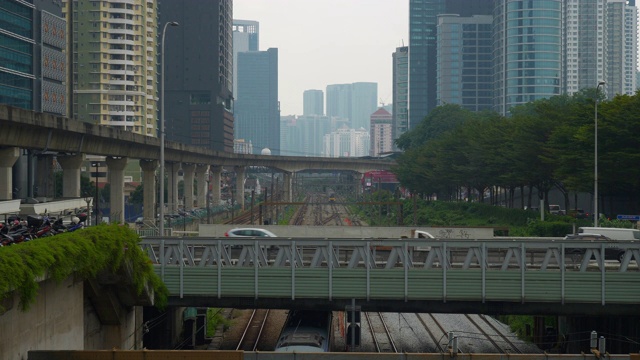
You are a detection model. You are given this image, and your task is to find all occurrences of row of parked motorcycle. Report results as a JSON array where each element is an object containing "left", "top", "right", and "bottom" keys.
[{"left": 0, "top": 213, "right": 88, "bottom": 246}]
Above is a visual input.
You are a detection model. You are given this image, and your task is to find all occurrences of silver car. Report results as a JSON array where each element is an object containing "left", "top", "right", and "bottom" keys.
[
  {"left": 224, "top": 228, "right": 277, "bottom": 249},
  {"left": 224, "top": 228, "right": 277, "bottom": 237}
]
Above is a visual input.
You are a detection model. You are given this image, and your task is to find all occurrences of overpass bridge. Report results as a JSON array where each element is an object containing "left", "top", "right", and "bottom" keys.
[
  {"left": 140, "top": 237, "right": 640, "bottom": 316},
  {"left": 0, "top": 105, "right": 392, "bottom": 222}
]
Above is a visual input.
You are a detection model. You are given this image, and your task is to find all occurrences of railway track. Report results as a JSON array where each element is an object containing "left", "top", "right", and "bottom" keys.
[
  {"left": 464, "top": 314, "right": 523, "bottom": 354},
  {"left": 219, "top": 191, "right": 536, "bottom": 354},
  {"left": 364, "top": 312, "right": 398, "bottom": 353},
  {"left": 416, "top": 313, "right": 451, "bottom": 352},
  {"left": 235, "top": 309, "right": 270, "bottom": 351}
]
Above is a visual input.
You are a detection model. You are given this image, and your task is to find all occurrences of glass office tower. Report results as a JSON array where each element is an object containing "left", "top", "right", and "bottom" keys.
[
  {"left": 408, "top": 0, "right": 492, "bottom": 130},
  {"left": 493, "top": 0, "right": 563, "bottom": 115}
]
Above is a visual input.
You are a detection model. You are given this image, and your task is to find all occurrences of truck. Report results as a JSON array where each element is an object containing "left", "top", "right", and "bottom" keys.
[
  {"left": 578, "top": 227, "right": 640, "bottom": 240},
  {"left": 549, "top": 205, "right": 565, "bottom": 215}
]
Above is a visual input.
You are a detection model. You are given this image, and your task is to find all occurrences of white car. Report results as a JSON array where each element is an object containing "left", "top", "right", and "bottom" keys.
[
  {"left": 224, "top": 228, "right": 277, "bottom": 237},
  {"left": 224, "top": 228, "right": 277, "bottom": 249}
]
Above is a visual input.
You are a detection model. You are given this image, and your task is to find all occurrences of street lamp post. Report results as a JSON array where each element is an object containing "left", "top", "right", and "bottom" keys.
[
  {"left": 159, "top": 21, "right": 179, "bottom": 237},
  {"left": 206, "top": 171, "right": 211, "bottom": 224},
  {"left": 594, "top": 81, "right": 605, "bottom": 227},
  {"left": 93, "top": 162, "right": 100, "bottom": 225}
]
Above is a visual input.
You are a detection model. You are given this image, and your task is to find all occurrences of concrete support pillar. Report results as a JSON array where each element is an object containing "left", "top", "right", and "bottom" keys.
[
  {"left": 167, "top": 162, "right": 180, "bottom": 213},
  {"left": 139, "top": 159, "right": 158, "bottom": 223},
  {"left": 106, "top": 156, "right": 127, "bottom": 223},
  {"left": 210, "top": 166, "right": 222, "bottom": 207},
  {"left": 0, "top": 147, "right": 20, "bottom": 200},
  {"left": 196, "top": 164, "right": 208, "bottom": 208},
  {"left": 182, "top": 163, "right": 195, "bottom": 211},
  {"left": 283, "top": 172, "right": 293, "bottom": 202},
  {"left": 57, "top": 154, "right": 85, "bottom": 198},
  {"left": 35, "top": 155, "right": 54, "bottom": 198},
  {"left": 234, "top": 166, "right": 245, "bottom": 210}
]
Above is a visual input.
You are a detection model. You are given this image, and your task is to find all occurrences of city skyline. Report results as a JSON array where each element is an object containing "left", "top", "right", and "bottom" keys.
[{"left": 233, "top": 0, "right": 408, "bottom": 116}]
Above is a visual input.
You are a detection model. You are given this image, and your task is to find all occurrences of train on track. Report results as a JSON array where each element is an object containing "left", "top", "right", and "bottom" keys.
[{"left": 274, "top": 310, "right": 333, "bottom": 352}]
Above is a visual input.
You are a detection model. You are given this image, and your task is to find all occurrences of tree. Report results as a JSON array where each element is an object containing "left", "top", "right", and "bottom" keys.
[
  {"left": 129, "top": 184, "right": 143, "bottom": 204},
  {"left": 395, "top": 104, "right": 477, "bottom": 151}
]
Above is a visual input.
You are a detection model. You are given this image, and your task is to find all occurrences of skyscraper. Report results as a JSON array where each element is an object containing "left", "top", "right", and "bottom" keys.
[
  {"left": 351, "top": 82, "right": 378, "bottom": 132},
  {"left": 66, "top": 0, "right": 157, "bottom": 134},
  {"left": 564, "top": 0, "right": 606, "bottom": 96},
  {"left": 493, "top": 0, "right": 563, "bottom": 115},
  {"left": 606, "top": 0, "right": 637, "bottom": 96},
  {"left": 326, "top": 82, "right": 377, "bottom": 132},
  {"left": 326, "top": 84, "right": 352, "bottom": 120},
  {"left": 160, "top": 0, "right": 234, "bottom": 152},
  {"left": 303, "top": 89, "right": 324, "bottom": 116},
  {"left": 392, "top": 46, "right": 408, "bottom": 148},
  {"left": 408, "top": 0, "right": 493, "bottom": 129},
  {"left": 235, "top": 48, "right": 280, "bottom": 155},
  {"left": 437, "top": 15, "right": 493, "bottom": 112},
  {"left": 233, "top": 20, "right": 259, "bottom": 100},
  {"left": 0, "top": 0, "right": 37, "bottom": 111},
  {"left": 3, "top": 0, "right": 67, "bottom": 199}
]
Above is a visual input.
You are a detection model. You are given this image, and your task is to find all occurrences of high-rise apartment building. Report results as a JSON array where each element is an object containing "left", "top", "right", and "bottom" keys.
[
  {"left": 493, "top": 0, "right": 563, "bottom": 115},
  {"left": 303, "top": 89, "right": 324, "bottom": 116},
  {"left": 233, "top": 20, "right": 259, "bottom": 100},
  {"left": 370, "top": 108, "right": 393, "bottom": 157},
  {"left": 235, "top": 48, "right": 280, "bottom": 155},
  {"left": 323, "top": 126, "right": 370, "bottom": 158},
  {"left": 281, "top": 115, "right": 332, "bottom": 156},
  {"left": 408, "top": 0, "right": 493, "bottom": 130},
  {"left": 606, "top": 0, "right": 637, "bottom": 96},
  {"left": 65, "top": 0, "right": 156, "bottom": 135},
  {"left": 437, "top": 15, "right": 493, "bottom": 112},
  {"left": 160, "top": 0, "right": 234, "bottom": 152},
  {"left": 564, "top": 0, "right": 605, "bottom": 96},
  {"left": 392, "top": 46, "right": 408, "bottom": 148},
  {"left": 280, "top": 115, "right": 300, "bottom": 156}
]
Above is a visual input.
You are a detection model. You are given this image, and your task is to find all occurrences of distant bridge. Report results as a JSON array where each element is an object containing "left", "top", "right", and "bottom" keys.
[{"left": 0, "top": 105, "right": 393, "bottom": 173}]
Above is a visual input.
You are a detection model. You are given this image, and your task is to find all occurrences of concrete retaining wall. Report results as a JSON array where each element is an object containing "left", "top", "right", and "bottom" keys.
[
  {"left": 1, "top": 276, "right": 143, "bottom": 360},
  {"left": 1, "top": 277, "right": 84, "bottom": 360}
]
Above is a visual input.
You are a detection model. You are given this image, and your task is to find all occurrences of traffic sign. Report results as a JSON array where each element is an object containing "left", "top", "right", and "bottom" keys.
[{"left": 616, "top": 215, "right": 640, "bottom": 221}]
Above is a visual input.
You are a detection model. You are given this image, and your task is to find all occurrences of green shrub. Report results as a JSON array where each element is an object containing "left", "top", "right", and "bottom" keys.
[
  {"left": 206, "top": 308, "right": 230, "bottom": 337},
  {"left": 0, "top": 224, "right": 168, "bottom": 312},
  {"left": 525, "top": 220, "right": 573, "bottom": 237}
]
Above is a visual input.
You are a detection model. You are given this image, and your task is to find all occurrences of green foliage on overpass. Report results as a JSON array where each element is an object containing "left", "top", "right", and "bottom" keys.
[{"left": 0, "top": 224, "right": 168, "bottom": 312}]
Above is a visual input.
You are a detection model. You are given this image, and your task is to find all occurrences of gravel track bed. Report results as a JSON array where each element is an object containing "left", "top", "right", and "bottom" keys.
[{"left": 217, "top": 309, "right": 287, "bottom": 351}]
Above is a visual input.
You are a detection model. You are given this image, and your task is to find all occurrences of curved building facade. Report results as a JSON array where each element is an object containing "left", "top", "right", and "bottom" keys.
[{"left": 493, "top": 0, "right": 563, "bottom": 115}]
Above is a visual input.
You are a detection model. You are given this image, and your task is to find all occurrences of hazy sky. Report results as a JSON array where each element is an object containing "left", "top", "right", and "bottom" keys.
[{"left": 233, "top": 0, "right": 409, "bottom": 116}]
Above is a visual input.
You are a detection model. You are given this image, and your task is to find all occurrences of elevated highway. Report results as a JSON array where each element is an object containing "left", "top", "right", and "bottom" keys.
[
  {"left": 140, "top": 237, "right": 640, "bottom": 315},
  {"left": 0, "top": 105, "right": 392, "bottom": 173}
]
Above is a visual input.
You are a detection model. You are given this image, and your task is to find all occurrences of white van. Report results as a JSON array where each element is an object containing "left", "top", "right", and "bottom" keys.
[
  {"left": 578, "top": 227, "right": 640, "bottom": 240},
  {"left": 412, "top": 230, "right": 435, "bottom": 251}
]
